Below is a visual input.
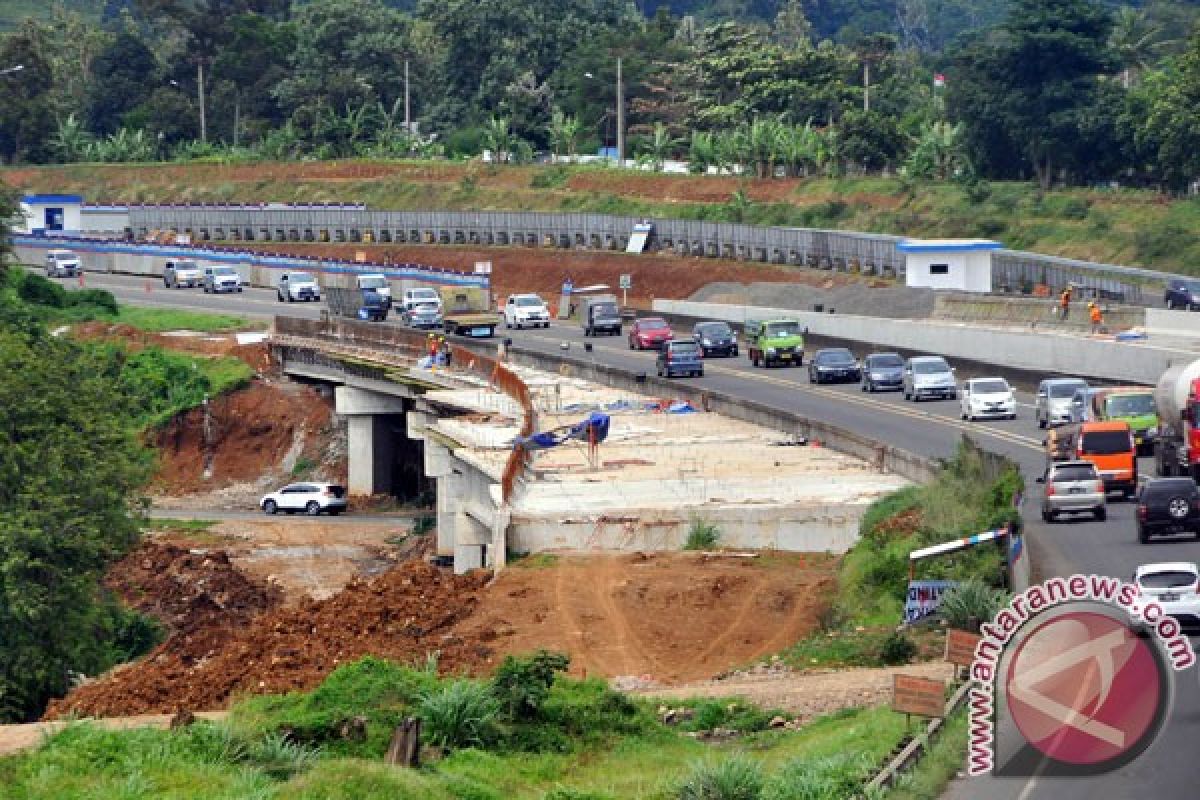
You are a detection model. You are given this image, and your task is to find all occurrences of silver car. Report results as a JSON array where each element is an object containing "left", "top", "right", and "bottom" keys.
[
  {"left": 902, "top": 356, "right": 957, "bottom": 402},
  {"left": 1035, "top": 378, "right": 1088, "bottom": 429},
  {"left": 1038, "top": 460, "right": 1106, "bottom": 522},
  {"left": 403, "top": 302, "right": 443, "bottom": 329}
]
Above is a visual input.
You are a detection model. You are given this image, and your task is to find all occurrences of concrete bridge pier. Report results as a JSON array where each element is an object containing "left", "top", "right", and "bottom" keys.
[{"left": 335, "top": 387, "right": 410, "bottom": 496}]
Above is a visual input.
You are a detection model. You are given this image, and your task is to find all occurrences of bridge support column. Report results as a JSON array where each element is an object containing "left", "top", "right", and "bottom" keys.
[{"left": 336, "top": 387, "right": 410, "bottom": 496}]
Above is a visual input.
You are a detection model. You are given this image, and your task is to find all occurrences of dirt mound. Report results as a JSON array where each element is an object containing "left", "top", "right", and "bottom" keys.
[
  {"left": 458, "top": 552, "right": 838, "bottom": 684},
  {"left": 71, "top": 323, "right": 267, "bottom": 364},
  {"left": 46, "top": 561, "right": 492, "bottom": 719},
  {"left": 105, "top": 541, "right": 284, "bottom": 636},
  {"left": 234, "top": 242, "right": 809, "bottom": 308},
  {"left": 151, "top": 381, "right": 338, "bottom": 496}
]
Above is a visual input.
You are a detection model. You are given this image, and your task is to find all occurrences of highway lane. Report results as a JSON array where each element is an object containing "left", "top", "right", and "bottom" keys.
[{"left": 66, "top": 269, "right": 1200, "bottom": 796}]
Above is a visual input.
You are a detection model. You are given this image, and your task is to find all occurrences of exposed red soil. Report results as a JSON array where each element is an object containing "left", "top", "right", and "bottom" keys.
[
  {"left": 151, "top": 381, "right": 338, "bottom": 495},
  {"left": 45, "top": 560, "right": 493, "bottom": 719},
  {"left": 239, "top": 242, "right": 855, "bottom": 308}
]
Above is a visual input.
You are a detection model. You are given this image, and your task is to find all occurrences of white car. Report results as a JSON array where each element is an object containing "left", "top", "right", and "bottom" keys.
[
  {"left": 960, "top": 377, "right": 1017, "bottom": 421},
  {"left": 277, "top": 271, "right": 321, "bottom": 302},
  {"left": 260, "top": 482, "right": 348, "bottom": 516},
  {"left": 504, "top": 293, "right": 551, "bottom": 329},
  {"left": 163, "top": 259, "right": 203, "bottom": 288},
  {"left": 1134, "top": 562, "right": 1200, "bottom": 634},
  {"left": 45, "top": 249, "right": 81, "bottom": 277},
  {"left": 401, "top": 287, "right": 443, "bottom": 313}
]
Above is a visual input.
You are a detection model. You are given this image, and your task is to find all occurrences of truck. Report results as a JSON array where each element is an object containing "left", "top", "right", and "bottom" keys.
[
  {"left": 1089, "top": 386, "right": 1158, "bottom": 456},
  {"left": 441, "top": 287, "right": 500, "bottom": 337},
  {"left": 745, "top": 319, "right": 805, "bottom": 368},
  {"left": 1154, "top": 359, "right": 1200, "bottom": 479},
  {"left": 325, "top": 286, "right": 389, "bottom": 321},
  {"left": 163, "top": 259, "right": 203, "bottom": 288},
  {"left": 580, "top": 294, "right": 622, "bottom": 337},
  {"left": 356, "top": 273, "right": 392, "bottom": 305}
]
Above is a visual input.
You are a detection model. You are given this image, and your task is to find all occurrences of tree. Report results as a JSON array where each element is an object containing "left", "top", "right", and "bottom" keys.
[
  {"left": 0, "top": 289, "right": 152, "bottom": 720},
  {"left": 905, "top": 120, "right": 971, "bottom": 179},
  {"left": 1109, "top": 6, "right": 1169, "bottom": 89},
  {"left": 773, "top": 0, "right": 812, "bottom": 49},
  {"left": 948, "top": 0, "right": 1115, "bottom": 188},
  {"left": 482, "top": 116, "right": 515, "bottom": 163},
  {"left": 1139, "top": 31, "right": 1200, "bottom": 187},
  {"left": 0, "top": 24, "right": 57, "bottom": 164},
  {"left": 85, "top": 31, "right": 159, "bottom": 136},
  {"left": 547, "top": 109, "right": 583, "bottom": 159}
]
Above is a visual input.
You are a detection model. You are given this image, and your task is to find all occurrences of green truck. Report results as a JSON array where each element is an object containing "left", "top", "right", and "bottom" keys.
[
  {"left": 744, "top": 319, "right": 805, "bottom": 368},
  {"left": 1092, "top": 387, "right": 1158, "bottom": 456}
]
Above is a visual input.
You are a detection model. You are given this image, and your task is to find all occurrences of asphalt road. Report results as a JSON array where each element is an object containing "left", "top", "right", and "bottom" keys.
[{"left": 72, "top": 269, "right": 1200, "bottom": 797}]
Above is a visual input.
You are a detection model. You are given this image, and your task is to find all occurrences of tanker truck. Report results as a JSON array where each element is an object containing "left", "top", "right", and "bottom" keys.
[{"left": 1154, "top": 358, "right": 1200, "bottom": 479}]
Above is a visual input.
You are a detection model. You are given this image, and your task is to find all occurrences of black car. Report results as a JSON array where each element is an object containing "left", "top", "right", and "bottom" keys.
[
  {"left": 1164, "top": 278, "right": 1200, "bottom": 311},
  {"left": 861, "top": 352, "right": 905, "bottom": 392},
  {"left": 1136, "top": 477, "right": 1200, "bottom": 543},
  {"left": 692, "top": 321, "right": 738, "bottom": 357},
  {"left": 808, "top": 348, "right": 861, "bottom": 384}
]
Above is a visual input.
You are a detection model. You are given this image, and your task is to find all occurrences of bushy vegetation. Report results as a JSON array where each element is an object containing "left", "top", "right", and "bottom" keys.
[
  {"left": 937, "top": 579, "right": 1009, "bottom": 632},
  {"left": 684, "top": 517, "right": 722, "bottom": 550},
  {"left": 1, "top": 654, "right": 914, "bottom": 799}
]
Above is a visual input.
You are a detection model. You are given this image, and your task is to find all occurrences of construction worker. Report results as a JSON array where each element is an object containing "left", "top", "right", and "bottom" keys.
[
  {"left": 438, "top": 335, "right": 452, "bottom": 366},
  {"left": 427, "top": 333, "right": 438, "bottom": 360},
  {"left": 1058, "top": 286, "right": 1073, "bottom": 321},
  {"left": 1088, "top": 301, "right": 1103, "bottom": 334}
]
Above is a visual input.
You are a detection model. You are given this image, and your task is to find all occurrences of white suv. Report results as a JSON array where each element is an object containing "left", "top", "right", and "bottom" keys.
[
  {"left": 1134, "top": 562, "right": 1200, "bottom": 634},
  {"left": 401, "top": 287, "right": 443, "bottom": 313},
  {"left": 260, "top": 482, "right": 348, "bottom": 516},
  {"left": 504, "top": 293, "right": 550, "bottom": 329},
  {"left": 277, "top": 271, "right": 321, "bottom": 302},
  {"left": 960, "top": 377, "right": 1017, "bottom": 421},
  {"left": 45, "top": 249, "right": 81, "bottom": 277}
]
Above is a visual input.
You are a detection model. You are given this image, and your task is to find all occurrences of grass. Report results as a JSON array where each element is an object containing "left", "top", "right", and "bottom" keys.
[
  {"left": 884, "top": 709, "right": 967, "bottom": 800},
  {"left": 0, "top": 657, "right": 915, "bottom": 800},
  {"left": 110, "top": 306, "right": 265, "bottom": 333},
  {"left": 683, "top": 518, "right": 721, "bottom": 551},
  {"left": 12, "top": 161, "right": 1200, "bottom": 273}
]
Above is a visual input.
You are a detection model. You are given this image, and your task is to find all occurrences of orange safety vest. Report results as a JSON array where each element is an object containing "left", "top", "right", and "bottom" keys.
[
  {"left": 1089, "top": 306, "right": 1102, "bottom": 323},
  {"left": 1060, "top": 291, "right": 1071, "bottom": 308}
]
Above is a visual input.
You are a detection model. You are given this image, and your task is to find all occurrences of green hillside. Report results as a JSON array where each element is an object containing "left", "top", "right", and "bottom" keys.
[{"left": 0, "top": 0, "right": 100, "bottom": 30}]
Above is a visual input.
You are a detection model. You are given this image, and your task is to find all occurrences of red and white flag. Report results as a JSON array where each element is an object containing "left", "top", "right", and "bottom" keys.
[{"left": 933, "top": 73, "right": 946, "bottom": 88}]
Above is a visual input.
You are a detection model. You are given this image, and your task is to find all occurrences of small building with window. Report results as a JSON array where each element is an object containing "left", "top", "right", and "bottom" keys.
[
  {"left": 897, "top": 238, "right": 1002, "bottom": 293},
  {"left": 16, "top": 194, "right": 84, "bottom": 235}
]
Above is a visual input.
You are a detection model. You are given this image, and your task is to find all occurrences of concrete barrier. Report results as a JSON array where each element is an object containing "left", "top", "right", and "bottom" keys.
[
  {"left": 1145, "top": 308, "right": 1200, "bottom": 337},
  {"left": 934, "top": 292, "right": 1143, "bottom": 331},
  {"left": 655, "top": 299, "right": 1194, "bottom": 386}
]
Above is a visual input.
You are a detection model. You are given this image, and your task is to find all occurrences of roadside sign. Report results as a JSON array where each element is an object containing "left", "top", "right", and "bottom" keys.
[
  {"left": 892, "top": 674, "right": 945, "bottom": 718},
  {"left": 903, "top": 579, "right": 957, "bottom": 624},
  {"left": 474, "top": 260, "right": 492, "bottom": 274},
  {"left": 619, "top": 274, "right": 631, "bottom": 290},
  {"left": 945, "top": 628, "right": 982, "bottom": 667}
]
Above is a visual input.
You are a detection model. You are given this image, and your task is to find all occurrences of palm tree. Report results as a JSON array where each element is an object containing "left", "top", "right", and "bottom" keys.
[
  {"left": 1110, "top": 7, "right": 1169, "bottom": 89},
  {"left": 904, "top": 120, "right": 969, "bottom": 180},
  {"left": 644, "top": 122, "right": 682, "bottom": 171},
  {"left": 547, "top": 109, "right": 582, "bottom": 160},
  {"left": 688, "top": 130, "right": 716, "bottom": 174},
  {"left": 483, "top": 116, "right": 515, "bottom": 164},
  {"left": 51, "top": 114, "right": 94, "bottom": 163}
]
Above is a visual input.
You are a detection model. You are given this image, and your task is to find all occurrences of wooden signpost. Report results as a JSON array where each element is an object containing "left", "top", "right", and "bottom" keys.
[
  {"left": 892, "top": 674, "right": 946, "bottom": 720},
  {"left": 945, "top": 628, "right": 982, "bottom": 668}
]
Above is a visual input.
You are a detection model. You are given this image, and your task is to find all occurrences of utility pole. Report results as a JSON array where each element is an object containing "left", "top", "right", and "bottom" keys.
[
  {"left": 404, "top": 59, "right": 411, "bottom": 136},
  {"left": 196, "top": 59, "right": 208, "bottom": 143},
  {"left": 615, "top": 56, "right": 625, "bottom": 168},
  {"left": 863, "top": 61, "right": 870, "bottom": 112}
]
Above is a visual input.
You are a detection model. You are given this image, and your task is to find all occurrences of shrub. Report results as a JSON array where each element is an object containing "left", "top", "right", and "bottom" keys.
[
  {"left": 684, "top": 518, "right": 721, "bottom": 551},
  {"left": 243, "top": 731, "right": 321, "bottom": 780},
  {"left": 291, "top": 456, "right": 317, "bottom": 477},
  {"left": 412, "top": 515, "right": 435, "bottom": 536},
  {"left": 676, "top": 699, "right": 777, "bottom": 733},
  {"left": 69, "top": 288, "right": 120, "bottom": 315},
  {"left": 17, "top": 273, "right": 68, "bottom": 308},
  {"left": 761, "top": 753, "right": 875, "bottom": 800},
  {"left": 419, "top": 680, "right": 501, "bottom": 750},
  {"left": 877, "top": 631, "right": 917, "bottom": 665},
  {"left": 491, "top": 650, "right": 570, "bottom": 721},
  {"left": 543, "top": 788, "right": 615, "bottom": 800},
  {"left": 677, "top": 756, "right": 765, "bottom": 800},
  {"left": 938, "top": 579, "right": 1007, "bottom": 631},
  {"left": 531, "top": 166, "right": 570, "bottom": 189}
]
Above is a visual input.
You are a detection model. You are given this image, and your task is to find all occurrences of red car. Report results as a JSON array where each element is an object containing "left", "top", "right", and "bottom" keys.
[{"left": 628, "top": 317, "right": 674, "bottom": 350}]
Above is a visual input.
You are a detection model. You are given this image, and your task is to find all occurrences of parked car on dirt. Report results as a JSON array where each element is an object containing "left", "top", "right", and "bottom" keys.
[
  {"left": 902, "top": 356, "right": 956, "bottom": 402},
  {"left": 808, "top": 348, "right": 861, "bottom": 384},
  {"left": 628, "top": 317, "right": 673, "bottom": 350},
  {"left": 960, "top": 377, "right": 1017, "bottom": 421},
  {"left": 203, "top": 265, "right": 244, "bottom": 293},
  {"left": 692, "top": 321, "right": 737, "bottom": 357},
  {"left": 1035, "top": 378, "right": 1088, "bottom": 429},
  {"left": 1037, "top": 460, "right": 1106, "bottom": 522},
  {"left": 45, "top": 249, "right": 81, "bottom": 277},
  {"left": 1135, "top": 477, "right": 1200, "bottom": 542},
  {"left": 860, "top": 352, "right": 904, "bottom": 393},
  {"left": 260, "top": 482, "right": 348, "bottom": 516},
  {"left": 277, "top": 271, "right": 321, "bottom": 302},
  {"left": 163, "top": 259, "right": 203, "bottom": 288},
  {"left": 1132, "top": 562, "right": 1200, "bottom": 633},
  {"left": 1164, "top": 278, "right": 1200, "bottom": 311},
  {"left": 657, "top": 338, "right": 704, "bottom": 378},
  {"left": 504, "top": 293, "right": 551, "bottom": 329}
]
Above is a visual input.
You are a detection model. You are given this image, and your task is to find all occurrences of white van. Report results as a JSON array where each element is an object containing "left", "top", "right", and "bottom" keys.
[{"left": 45, "top": 249, "right": 81, "bottom": 278}]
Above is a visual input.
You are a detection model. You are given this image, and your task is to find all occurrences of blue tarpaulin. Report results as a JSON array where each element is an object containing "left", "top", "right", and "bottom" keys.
[{"left": 515, "top": 413, "right": 611, "bottom": 451}]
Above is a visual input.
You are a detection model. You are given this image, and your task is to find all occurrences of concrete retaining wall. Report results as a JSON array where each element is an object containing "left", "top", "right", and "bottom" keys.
[
  {"left": 1145, "top": 308, "right": 1200, "bottom": 337},
  {"left": 933, "top": 292, "right": 1144, "bottom": 331},
  {"left": 655, "top": 299, "right": 1194, "bottom": 386},
  {"left": 11, "top": 235, "right": 488, "bottom": 292}
]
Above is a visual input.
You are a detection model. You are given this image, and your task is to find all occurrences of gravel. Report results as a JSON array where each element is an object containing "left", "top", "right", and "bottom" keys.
[{"left": 691, "top": 281, "right": 937, "bottom": 319}]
